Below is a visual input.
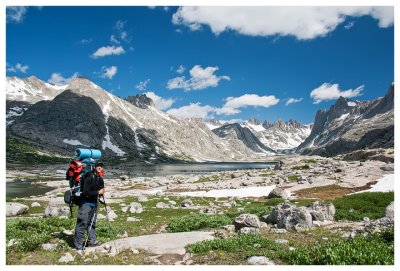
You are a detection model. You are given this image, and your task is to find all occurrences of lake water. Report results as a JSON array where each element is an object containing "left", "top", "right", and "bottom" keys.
[
  {"left": 113, "top": 161, "right": 278, "bottom": 177},
  {"left": 6, "top": 162, "right": 277, "bottom": 198}
]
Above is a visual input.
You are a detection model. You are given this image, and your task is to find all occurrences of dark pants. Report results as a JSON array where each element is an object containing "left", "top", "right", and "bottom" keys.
[{"left": 74, "top": 203, "right": 97, "bottom": 249}]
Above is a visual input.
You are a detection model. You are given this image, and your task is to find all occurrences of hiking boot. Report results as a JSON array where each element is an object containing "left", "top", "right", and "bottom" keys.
[{"left": 86, "top": 241, "right": 102, "bottom": 247}]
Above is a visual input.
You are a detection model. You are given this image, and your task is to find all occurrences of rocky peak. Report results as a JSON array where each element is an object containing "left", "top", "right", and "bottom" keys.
[
  {"left": 67, "top": 77, "right": 101, "bottom": 91},
  {"left": 262, "top": 120, "right": 273, "bottom": 129},
  {"left": 247, "top": 118, "right": 260, "bottom": 125},
  {"left": 209, "top": 118, "right": 221, "bottom": 126},
  {"left": 124, "top": 94, "right": 155, "bottom": 109}
]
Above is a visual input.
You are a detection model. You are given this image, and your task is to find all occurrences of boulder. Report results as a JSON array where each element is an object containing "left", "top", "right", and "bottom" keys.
[
  {"left": 6, "top": 202, "right": 29, "bottom": 217},
  {"left": 156, "top": 202, "right": 168, "bottom": 209},
  {"left": 129, "top": 202, "right": 144, "bottom": 214},
  {"left": 267, "top": 187, "right": 290, "bottom": 200},
  {"left": 42, "top": 243, "right": 58, "bottom": 251},
  {"left": 234, "top": 214, "right": 261, "bottom": 230},
  {"left": 58, "top": 253, "right": 74, "bottom": 263},
  {"left": 44, "top": 205, "right": 70, "bottom": 217},
  {"left": 380, "top": 165, "right": 394, "bottom": 172},
  {"left": 31, "top": 202, "right": 41, "bottom": 207},
  {"left": 181, "top": 199, "right": 193, "bottom": 207},
  {"left": 307, "top": 201, "right": 335, "bottom": 221},
  {"left": 385, "top": 201, "right": 394, "bottom": 222},
  {"left": 265, "top": 203, "right": 312, "bottom": 231}
]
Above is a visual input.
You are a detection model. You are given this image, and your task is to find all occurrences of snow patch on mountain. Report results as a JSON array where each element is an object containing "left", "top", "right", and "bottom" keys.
[{"left": 63, "top": 139, "right": 85, "bottom": 146}]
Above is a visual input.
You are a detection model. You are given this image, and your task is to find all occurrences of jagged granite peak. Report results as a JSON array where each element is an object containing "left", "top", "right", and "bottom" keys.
[
  {"left": 213, "top": 123, "right": 275, "bottom": 155},
  {"left": 262, "top": 120, "right": 273, "bottom": 129},
  {"left": 247, "top": 118, "right": 260, "bottom": 125},
  {"left": 297, "top": 84, "right": 394, "bottom": 156},
  {"left": 8, "top": 75, "right": 268, "bottom": 162},
  {"left": 125, "top": 94, "right": 155, "bottom": 109}
]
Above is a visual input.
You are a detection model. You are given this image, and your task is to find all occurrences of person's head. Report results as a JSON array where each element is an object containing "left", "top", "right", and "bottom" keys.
[{"left": 94, "top": 162, "right": 104, "bottom": 174}]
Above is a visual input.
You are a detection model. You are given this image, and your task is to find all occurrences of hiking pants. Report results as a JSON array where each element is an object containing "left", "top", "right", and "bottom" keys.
[{"left": 74, "top": 203, "right": 97, "bottom": 249}]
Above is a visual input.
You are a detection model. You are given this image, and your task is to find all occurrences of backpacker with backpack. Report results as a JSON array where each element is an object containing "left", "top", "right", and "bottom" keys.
[{"left": 64, "top": 148, "right": 103, "bottom": 217}]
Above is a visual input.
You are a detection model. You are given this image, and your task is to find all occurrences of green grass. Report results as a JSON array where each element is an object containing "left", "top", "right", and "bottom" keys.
[
  {"left": 187, "top": 234, "right": 285, "bottom": 260},
  {"left": 6, "top": 138, "right": 68, "bottom": 165},
  {"left": 167, "top": 214, "right": 232, "bottom": 232},
  {"left": 194, "top": 175, "right": 222, "bottom": 183},
  {"left": 302, "top": 159, "right": 318, "bottom": 164},
  {"left": 331, "top": 192, "right": 394, "bottom": 221},
  {"left": 288, "top": 175, "right": 300, "bottom": 181},
  {"left": 282, "top": 230, "right": 394, "bottom": 265},
  {"left": 291, "top": 164, "right": 310, "bottom": 170}
]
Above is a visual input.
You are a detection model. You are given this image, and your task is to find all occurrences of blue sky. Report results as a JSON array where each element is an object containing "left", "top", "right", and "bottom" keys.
[{"left": 6, "top": 6, "right": 394, "bottom": 124}]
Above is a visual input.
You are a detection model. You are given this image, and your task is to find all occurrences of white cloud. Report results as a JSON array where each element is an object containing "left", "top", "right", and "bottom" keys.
[
  {"left": 167, "top": 103, "right": 215, "bottom": 119},
  {"left": 6, "top": 7, "right": 28, "bottom": 23},
  {"left": 172, "top": 7, "right": 393, "bottom": 40},
  {"left": 167, "top": 65, "right": 230, "bottom": 91},
  {"left": 47, "top": 72, "right": 79, "bottom": 86},
  {"left": 221, "top": 94, "right": 279, "bottom": 113},
  {"left": 310, "top": 83, "right": 364, "bottom": 104},
  {"left": 114, "top": 20, "right": 131, "bottom": 43},
  {"left": 7, "top": 63, "right": 29, "bottom": 73},
  {"left": 176, "top": 65, "right": 186, "bottom": 74},
  {"left": 285, "top": 98, "right": 303, "bottom": 106},
  {"left": 100, "top": 66, "right": 118, "bottom": 79},
  {"left": 135, "top": 79, "right": 151, "bottom": 91},
  {"left": 91, "top": 46, "right": 125, "bottom": 58},
  {"left": 144, "top": 91, "right": 176, "bottom": 111}
]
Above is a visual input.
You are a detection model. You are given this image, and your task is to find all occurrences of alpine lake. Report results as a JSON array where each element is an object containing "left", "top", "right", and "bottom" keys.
[{"left": 6, "top": 161, "right": 278, "bottom": 198}]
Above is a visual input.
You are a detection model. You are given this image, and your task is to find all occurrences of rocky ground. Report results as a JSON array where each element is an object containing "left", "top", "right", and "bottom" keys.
[{"left": 5, "top": 149, "right": 395, "bottom": 265}]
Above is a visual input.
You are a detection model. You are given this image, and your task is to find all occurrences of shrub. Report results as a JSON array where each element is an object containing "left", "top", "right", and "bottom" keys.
[
  {"left": 282, "top": 233, "right": 394, "bottom": 265},
  {"left": 167, "top": 214, "right": 231, "bottom": 232},
  {"left": 332, "top": 192, "right": 394, "bottom": 221}
]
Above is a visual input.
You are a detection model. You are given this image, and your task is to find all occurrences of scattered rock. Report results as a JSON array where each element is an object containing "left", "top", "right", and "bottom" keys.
[
  {"left": 138, "top": 196, "right": 148, "bottom": 202},
  {"left": 42, "top": 243, "right": 58, "bottom": 251},
  {"left": 380, "top": 165, "right": 394, "bottom": 171},
  {"left": 156, "top": 191, "right": 164, "bottom": 196},
  {"left": 156, "top": 202, "right": 168, "bottom": 209},
  {"left": 307, "top": 201, "right": 335, "bottom": 222},
  {"left": 267, "top": 187, "right": 290, "bottom": 200},
  {"left": 181, "top": 199, "right": 193, "bottom": 207},
  {"left": 234, "top": 214, "right": 261, "bottom": 230},
  {"left": 247, "top": 256, "right": 274, "bottom": 265},
  {"left": 44, "top": 205, "right": 70, "bottom": 218},
  {"left": 6, "top": 202, "right": 29, "bottom": 216},
  {"left": 129, "top": 202, "right": 144, "bottom": 214},
  {"left": 121, "top": 206, "right": 129, "bottom": 213},
  {"left": 385, "top": 201, "right": 394, "bottom": 222},
  {"left": 221, "top": 225, "right": 236, "bottom": 232},
  {"left": 120, "top": 175, "right": 129, "bottom": 181},
  {"left": 169, "top": 201, "right": 177, "bottom": 205},
  {"left": 31, "top": 202, "right": 41, "bottom": 207},
  {"left": 62, "top": 230, "right": 73, "bottom": 236},
  {"left": 59, "top": 253, "right": 74, "bottom": 263}
]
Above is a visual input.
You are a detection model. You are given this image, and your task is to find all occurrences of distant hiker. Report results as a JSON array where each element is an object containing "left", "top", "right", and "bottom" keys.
[{"left": 74, "top": 162, "right": 105, "bottom": 250}]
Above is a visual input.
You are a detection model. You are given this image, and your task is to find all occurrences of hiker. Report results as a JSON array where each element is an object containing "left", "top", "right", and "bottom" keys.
[{"left": 74, "top": 162, "right": 105, "bottom": 250}]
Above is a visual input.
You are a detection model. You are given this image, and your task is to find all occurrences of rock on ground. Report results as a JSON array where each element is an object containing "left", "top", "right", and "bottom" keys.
[
  {"left": 247, "top": 256, "right": 274, "bottom": 265},
  {"left": 265, "top": 202, "right": 312, "bottom": 231},
  {"left": 44, "top": 205, "right": 70, "bottom": 217},
  {"left": 6, "top": 202, "right": 29, "bottom": 217},
  {"left": 385, "top": 201, "right": 394, "bottom": 222},
  {"left": 267, "top": 187, "right": 290, "bottom": 200},
  {"left": 58, "top": 252, "right": 74, "bottom": 263},
  {"left": 129, "top": 202, "right": 144, "bottom": 214},
  {"left": 234, "top": 214, "right": 261, "bottom": 230}
]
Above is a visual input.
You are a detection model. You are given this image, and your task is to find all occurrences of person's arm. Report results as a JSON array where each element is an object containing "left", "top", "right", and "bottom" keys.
[{"left": 98, "top": 176, "right": 105, "bottom": 196}]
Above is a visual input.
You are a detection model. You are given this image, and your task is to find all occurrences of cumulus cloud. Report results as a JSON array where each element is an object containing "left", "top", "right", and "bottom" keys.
[
  {"left": 7, "top": 63, "right": 29, "bottom": 73},
  {"left": 135, "top": 79, "right": 151, "bottom": 91},
  {"left": 6, "top": 7, "right": 28, "bottom": 23},
  {"left": 172, "top": 6, "right": 393, "bottom": 40},
  {"left": 47, "top": 72, "right": 79, "bottom": 86},
  {"left": 310, "top": 83, "right": 364, "bottom": 104},
  {"left": 285, "top": 98, "right": 303, "bottom": 106},
  {"left": 91, "top": 46, "right": 125, "bottom": 58},
  {"left": 167, "top": 65, "right": 230, "bottom": 91},
  {"left": 144, "top": 91, "right": 176, "bottom": 111},
  {"left": 167, "top": 103, "right": 215, "bottom": 119},
  {"left": 220, "top": 94, "right": 280, "bottom": 114},
  {"left": 100, "top": 66, "right": 118, "bottom": 79}
]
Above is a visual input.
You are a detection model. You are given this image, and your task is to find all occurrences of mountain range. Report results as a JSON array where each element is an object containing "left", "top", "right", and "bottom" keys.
[{"left": 6, "top": 76, "right": 394, "bottom": 162}]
